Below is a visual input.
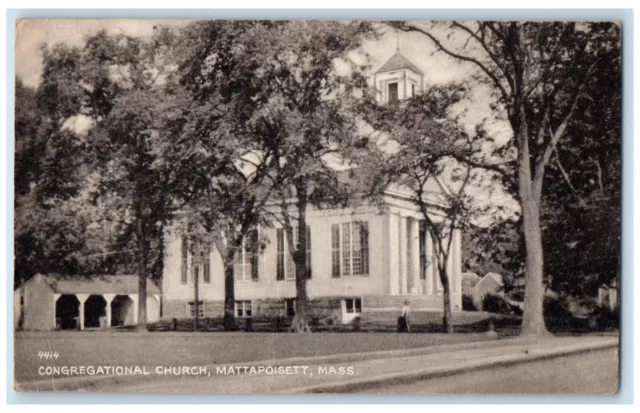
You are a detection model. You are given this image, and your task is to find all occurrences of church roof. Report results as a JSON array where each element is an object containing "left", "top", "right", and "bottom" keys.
[{"left": 376, "top": 51, "right": 424, "bottom": 75}]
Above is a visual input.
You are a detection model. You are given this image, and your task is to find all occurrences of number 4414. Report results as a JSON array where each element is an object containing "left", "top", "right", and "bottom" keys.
[{"left": 37, "top": 351, "right": 59, "bottom": 360}]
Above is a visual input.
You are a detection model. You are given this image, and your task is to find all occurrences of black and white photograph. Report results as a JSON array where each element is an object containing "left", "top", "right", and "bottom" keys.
[{"left": 13, "top": 18, "right": 621, "bottom": 394}]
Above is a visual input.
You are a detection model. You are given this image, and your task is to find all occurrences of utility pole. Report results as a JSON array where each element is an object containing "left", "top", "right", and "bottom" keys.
[{"left": 193, "top": 250, "right": 201, "bottom": 332}]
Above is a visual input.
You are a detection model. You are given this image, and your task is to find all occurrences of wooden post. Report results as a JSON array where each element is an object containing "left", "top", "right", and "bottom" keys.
[
  {"left": 76, "top": 294, "right": 89, "bottom": 330},
  {"left": 129, "top": 294, "right": 139, "bottom": 325},
  {"left": 194, "top": 265, "right": 200, "bottom": 331},
  {"left": 103, "top": 294, "right": 116, "bottom": 328},
  {"left": 53, "top": 293, "right": 61, "bottom": 330}
]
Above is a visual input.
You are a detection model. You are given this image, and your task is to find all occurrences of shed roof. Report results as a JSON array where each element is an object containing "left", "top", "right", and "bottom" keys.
[
  {"left": 477, "top": 272, "right": 503, "bottom": 288},
  {"left": 27, "top": 274, "right": 161, "bottom": 295}
]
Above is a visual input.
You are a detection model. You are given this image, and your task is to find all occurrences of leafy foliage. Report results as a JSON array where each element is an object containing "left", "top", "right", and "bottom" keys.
[
  {"left": 174, "top": 21, "right": 376, "bottom": 331},
  {"left": 462, "top": 294, "right": 477, "bottom": 311},
  {"left": 359, "top": 83, "right": 490, "bottom": 333},
  {"left": 482, "top": 293, "right": 510, "bottom": 314},
  {"left": 391, "top": 21, "right": 621, "bottom": 336}
]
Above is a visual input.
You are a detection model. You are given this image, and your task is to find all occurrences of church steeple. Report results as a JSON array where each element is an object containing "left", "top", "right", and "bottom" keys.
[{"left": 373, "top": 46, "right": 424, "bottom": 104}]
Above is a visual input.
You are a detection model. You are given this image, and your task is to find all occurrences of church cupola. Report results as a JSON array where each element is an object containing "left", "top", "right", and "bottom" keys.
[{"left": 374, "top": 45, "right": 424, "bottom": 104}]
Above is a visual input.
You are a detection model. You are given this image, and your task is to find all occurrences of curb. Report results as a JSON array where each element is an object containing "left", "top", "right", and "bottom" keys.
[{"left": 286, "top": 339, "right": 619, "bottom": 393}]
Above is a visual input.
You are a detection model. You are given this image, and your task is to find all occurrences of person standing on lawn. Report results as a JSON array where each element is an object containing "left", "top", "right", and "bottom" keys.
[{"left": 401, "top": 300, "right": 411, "bottom": 332}]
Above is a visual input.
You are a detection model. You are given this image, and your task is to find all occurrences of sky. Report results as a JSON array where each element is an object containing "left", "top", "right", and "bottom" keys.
[
  {"left": 16, "top": 19, "right": 469, "bottom": 88},
  {"left": 14, "top": 19, "right": 518, "bottom": 221}
]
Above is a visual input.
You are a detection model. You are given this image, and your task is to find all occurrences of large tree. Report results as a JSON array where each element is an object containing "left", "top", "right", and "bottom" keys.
[
  {"left": 172, "top": 21, "right": 374, "bottom": 332},
  {"left": 393, "top": 21, "right": 621, "bottom": 336},
  {"left": 361, "top": 85, "right": 488, "bottom": 332},
  {"left": 540, "top": 24, "right": 621, "bottom": 299},
  {"left": 236, "top": 21, "right": 375, "bottom": 332},
  {"left": 14, "top": 47, "right": 90, "bottom": 291},
  {"left": 176, "top": 21, "right": 288, "bottom": 330},
  {"left": 46, "top": 28, "right": 197, "bottom": 330}
]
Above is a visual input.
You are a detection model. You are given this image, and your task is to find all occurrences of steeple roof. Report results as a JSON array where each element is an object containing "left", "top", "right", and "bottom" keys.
[{"left": 375, "top": 50, "right": 423, "bottom": 75}]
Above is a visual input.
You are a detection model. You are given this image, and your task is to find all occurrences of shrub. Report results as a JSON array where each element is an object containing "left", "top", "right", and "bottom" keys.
[
  {"left": 507, "top": 289, "right": 525, "bottom": 302},
  {"left": 508, "top": 302, "right": 523, "bottom": 316},
  {"left": 593, "top": 306, "right": 619, "bottom": 331},
  {"left": 482, "top": 293, "right": 510, "bottom": 314},
  {"left": 543, "top": 296, "right": 572, "bottom": 319},
  {"left": 462, "top": 294, "right": 477, "bottom": 311}
]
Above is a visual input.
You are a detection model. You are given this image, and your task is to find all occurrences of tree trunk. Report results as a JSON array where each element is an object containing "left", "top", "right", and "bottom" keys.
[
  {"left": 135, "top": 134, "right": 148, "bottom": 332},
  {"left": 222, "top": 258, "right": 237, "bottom": 331},
  {"left": 519, "top": 192, "right": 550, "bottom": 337},
  {"left": 136, "top": 214, "right": 148, "bottom": 332},
  {"left": 291, "top": 184, "right": 311, "bottom": 333},
  {"left": 17, "top": 278, "right": 25, "bottom": 331},
  {"left": 439, "top": 266, "right": 454, "bottom": 334},
  {"left": 517, "top": 114, "right": 551, "bottom": 338}
]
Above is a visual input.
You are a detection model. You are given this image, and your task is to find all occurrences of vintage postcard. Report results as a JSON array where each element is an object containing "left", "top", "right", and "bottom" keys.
[{"left": 13, "top": 18, "right": 621, "bottom": 394}]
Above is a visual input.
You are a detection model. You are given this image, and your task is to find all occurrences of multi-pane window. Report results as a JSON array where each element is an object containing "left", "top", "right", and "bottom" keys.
[
  {"left": 181, "top": 235, "right": 189, "bottom": 284},
  {"left": 388, "top": 82, "right": 398, "bottom": 103},
  {"left": 419, "top": 226, "right": 426, "bottom": 280},
  {"left": 235, "top": 230, "right": 259, "bottom": 281},
  {"left": 203, "top": 251, "right": 211, "bottom": 283},
  {"left": 285, "top": 299, "right": 296, "bottom": 317},
  {"left": 345, "top": 298, "right": 362, "bottom": 314},
  {"left": 186, "top": 301, "right": 204, "bottom": 317},
  {"left": 277, "top": 226, "right": 311, "bottom": 280},
  {"left": 182, "top": 238, "right": 211, "bottom": 285},
  {"left": 331, "top": 221, "right": 369, "bottom": 277},
  {"left": 235, "top": 300, "right": 252, "bottom": 317}
]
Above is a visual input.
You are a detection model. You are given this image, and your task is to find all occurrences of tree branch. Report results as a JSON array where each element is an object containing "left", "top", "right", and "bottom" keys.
[
  {"left": 453, "top": 22, "right": 515, "bottom": 95},
  {"left": 532, "top": 59, "right": 599, "bottom": 201},
  {"left": 553, "top": 147, "right": 577, "bottom": 194},
  {"left": 396, "top": 23, "right": 511, "bottom": 105}
]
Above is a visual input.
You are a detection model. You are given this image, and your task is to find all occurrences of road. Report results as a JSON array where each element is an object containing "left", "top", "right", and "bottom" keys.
[{"left": 364, "top": 347, "right": 619, "bottom": 394}]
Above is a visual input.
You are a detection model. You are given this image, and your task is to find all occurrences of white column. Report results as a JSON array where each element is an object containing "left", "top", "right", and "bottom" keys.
[
  {"left": 453, "top": 229, "right": 462, "bottom": 295},
  {"left": 76, "top": 294, "right": 89, "bottom": 330},
  {"left": 129, "top": 294, "right": 139, "bottom": 324},
  {"left": 425, "top": 231, "right": 434, "bottom": 295},
  {"left": 388, "top": 214, "right": 399, "bottom": 295},
  {"left": 153, "top": 294, "right": 161, "bottom": 321},
  {"left": 446, "top": 235, "right": 454, "bottom": 293},
  {"left": 399, "top": 215, "right": 408, "bottom": 295},
  {"left": 410, "top": 218, "right": 421, "bottom": 294},
  {"left": 53, "top": 293, "right": 61, "bottom": 329},
  {"left": 103, "top": 294, "right": 116, "bottom": 328}
]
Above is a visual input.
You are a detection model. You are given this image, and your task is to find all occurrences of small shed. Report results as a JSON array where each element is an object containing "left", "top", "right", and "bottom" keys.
[
  {"left": 473, "top": 272, "right": 504, "bottom": 309},
  {"left": 598, "top": 281, "right": 619, "bottom": 310},
  {"left": 15, "top": 274, "right": 161, "bottom": 331},
  {"left": 461, "top": 272, "right": 481, "bottom": 295}
]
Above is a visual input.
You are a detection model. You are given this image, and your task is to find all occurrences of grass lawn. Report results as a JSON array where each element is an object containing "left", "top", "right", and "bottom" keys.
[{"left": 14, "top": 330, "right": 497, "bottom": 383}]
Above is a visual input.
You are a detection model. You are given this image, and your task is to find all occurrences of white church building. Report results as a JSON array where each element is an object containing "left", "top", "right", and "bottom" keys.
[{"left": 161, "top": 50, "right": 463, "bottom": 324}]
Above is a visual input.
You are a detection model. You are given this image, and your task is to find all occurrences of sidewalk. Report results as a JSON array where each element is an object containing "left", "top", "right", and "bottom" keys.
[{"left": 16, "top": 335, "right": 618, "bottom": 393}]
